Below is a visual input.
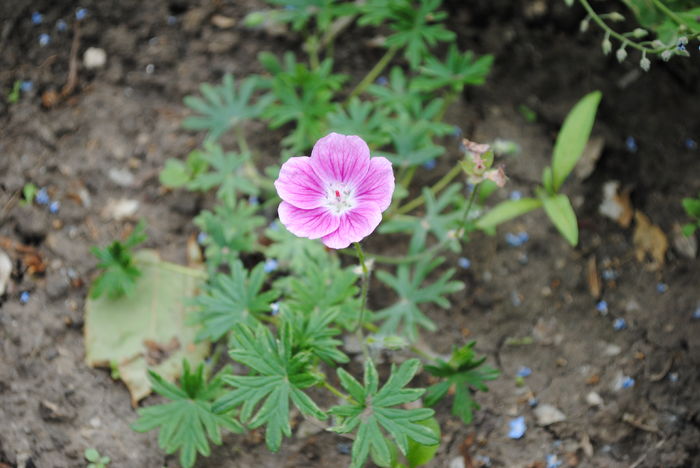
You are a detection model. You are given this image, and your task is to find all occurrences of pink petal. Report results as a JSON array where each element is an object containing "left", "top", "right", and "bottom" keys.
[
  {"left": 309, "top": 133, "right": 370, "bottom": 186},
  {"left": 322, "top": 203, "right": 382, "bottom": 249},
  {"left": 355, "top": 156, "right": 394, "bottom": 212},
  {"left": 274, "top": 157, "right": 325, "bottom": 209},
  {"left": 278, "top": 202, "right": 340, "bottom": 240}
]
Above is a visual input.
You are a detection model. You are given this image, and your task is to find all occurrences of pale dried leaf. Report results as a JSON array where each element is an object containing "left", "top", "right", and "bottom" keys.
[{"left": 633, "top": 211, "right": 668, "bottom": 271}]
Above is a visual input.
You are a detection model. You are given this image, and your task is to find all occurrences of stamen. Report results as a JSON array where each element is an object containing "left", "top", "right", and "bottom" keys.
[{"left": 335, "top": 190, "right": 341, "bottom": 198}]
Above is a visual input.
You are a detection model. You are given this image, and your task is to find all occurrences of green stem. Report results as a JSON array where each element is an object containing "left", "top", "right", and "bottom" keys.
[
  {"left": 346, "top": 45, "right": 400, "bottom": 102},
  {"left": 399, "top": 166, "right": 417, "bottom": 190},
  {"left": 459, "top": 183, "right": 480, "bottom": 236},
  {"left": 435, "top": 91, "right": 458, "bottom": 122},
  {"left": 322, "top": 380, "right": 353, "bottom": 403},
  {"left": 353, "top": 242, "right": 370, "bottom": 359},
  {"left": 235, "top": 126, "right": 250, "bottom": 155},
  {"left": 396, "top": 163, "right": 463, "bottom": 215},
  {"left": 410, "top": 345, "right": 436, "bottom": 362}
]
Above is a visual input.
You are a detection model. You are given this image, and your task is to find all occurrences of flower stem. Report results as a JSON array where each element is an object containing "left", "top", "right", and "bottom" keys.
[
  {"left": 396, "top": 163, "right": 463, "bottom": 215},
  {"left": 353, "top": 242, "right": 370, "bottom": 359},
  {"left": 459, "top": 183, "right": 480, "bottom": 236},
  {"left": 322, "top": 380, "right": 353, "bottom": 403},
  {"left": 346, "top": 45, "right": 400, "bottom": 102}
]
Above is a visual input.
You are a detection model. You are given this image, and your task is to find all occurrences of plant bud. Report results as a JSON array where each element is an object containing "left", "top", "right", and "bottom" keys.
[
  {"left": 631, "top": 28, "right": 647, "bottom": 38},
  {"left": 640, "top": 56, "right": 650, "bottom": 72},
  {"left": 602, "top": 37, "right": 612, "bottom": 55},
  {"left": 661, "top": 50, "right": 673, "bottom": 61},
  {"left": 607, "top": 12, "right": 625, "bottom": 22},
  {"left": 616, "top": 47, "right": 627, "bottom": 63},
  {"left": 579, "top": 18, "right": 590, "bottom": 33}
]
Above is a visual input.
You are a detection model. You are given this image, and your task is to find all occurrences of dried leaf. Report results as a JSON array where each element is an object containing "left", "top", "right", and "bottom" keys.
[
  {"left": 586, "top": 255, "right": 601, "bottom": 299},
  {"left": 598, "top": 181, "right": 633, "bottom": 227},
  {"left": 0, "top": 249, "right": 12, "bottom": 295},
  {"left": 672, "top": 223, "right": 697, "bottom": 259},
  {"left": 633, "top": 211, "right": 668, "bottom": 271}
]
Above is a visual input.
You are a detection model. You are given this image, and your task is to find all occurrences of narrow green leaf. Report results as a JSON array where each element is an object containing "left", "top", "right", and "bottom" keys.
[
  {"left": 405, "top": 418, "right": 441, "bottom": 468},
  {"left": 476, "top": 198, "right": 542, "bottom": 231},
  {"left": 541, "top": 193, "right": 579, "bottom": 246},
  {"left": 551, "top": 90, "right": 602, "bottom": 192}
]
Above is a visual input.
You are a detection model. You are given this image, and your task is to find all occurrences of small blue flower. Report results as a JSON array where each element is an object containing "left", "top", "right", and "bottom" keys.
[
  {"left": 546, "top": 454, "right": 562, "bottom": 468},
  {"left": 263, "top": 258, "right": 278, "bottom": 273},
  {"left": 39, "top": 33, "right": 51, "bottom": 46},
  {"left": 516, "top": 366, "right": 532, "bottom": 378},
  {"left": 668, "top": 372, "right": 679, "bottom": 383},
  {"left": 374, "top": 76, "right": 388, "bottom": 86},
  {"left": 249, "top": 196, "right": 259, "bottom": 205},
  {"left": 32, "top": 11, "right": 43, "bottom": 25},
  {"left": 656, "top": 282, "right": 668, "bottom": 293},
  {"left": 601, "top": 269, "right": 617, "bottom": 280},
  {"left": 613, "top": 317, "right": 627, "bottom": 331},
  {"left": 36, "top": 188, "right": 50, "bottom": 205},
  {"left": 685, "top": 138, "right": 698, "bottom": 150},
  {"left": 20, "top": 81, "right": 33, "bottom": 92},
  {"left": 509, "top": 190, "right": 522, "bottom": 201},
  {"left": 197, "top": 232, "right": 208, "bottom": 245},
  {"left": 528, "top": 397, "right": 539, "bottom": 408},
  {"left": 270, "top": 302, "right": 280, "bottom": 316},
  {"left": 693, "top": 307, "right": 700, "bottom": 320},
  {"left": 422, "top": 159, "right": 436, "bottom": 170},
  {"left": 452, "top": 126, "right": 463, "bottom": 138},
  {"left": 49, "top": 201, "right": 60, "bottom": 213},
  {"left": 268, "top": 220, "right": 280, "bottom": 231},
  {"left": 75, "top": 8, "right": 88, "bottom": 21},
  {"left": 677, "top": 42, "right": 686, "bottom": 52},
  {"left": 20, "top": 291, "right": 30, "bottom": 304},
  {"left": 505, "top": 233, "right": 522, "bottom": 247},
  {"left": 621, "top": 376, "right": 635, "bottom": 389},
  {"left": 56, "top": 19, "right": 67, "bottom": 31},
  {"left": 457, "top": 257, "right": 471, "bottom": 269},
  {"left": 625, "top": 136, "right": 638, "bottom": 153},
  {"left": 518, "top": 231, "right": 529, "bottom": 243},
  {"left": 596, "top": 300, "right": 608, "bottom": 313},
  {"left": 336, "top": 442, "right": 351, "bottom": 455},
  {"left": 507, "top": 416, "right": 526, "bottom": 439}
]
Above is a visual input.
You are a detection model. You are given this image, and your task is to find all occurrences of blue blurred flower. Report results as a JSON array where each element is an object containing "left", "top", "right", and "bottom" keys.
[{"left": 507, "top": 416, "right": 526, "bottom": 439}]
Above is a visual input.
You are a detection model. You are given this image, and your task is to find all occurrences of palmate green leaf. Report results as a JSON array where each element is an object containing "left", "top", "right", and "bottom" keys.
[
  {"left": 375, "top": 254, "right": 463, "bottom": 342},
  {"left": 265, "top": 0, "right": 359, "bottom": 31},
  {"left": 551, "top": 91, "right": 602, "bottom": 192},
  {"left": 329, "top": 359, "right": 439, "bottom": 468},
  {"left": 213, "top": 323, "right": 325, "bottom": 452},
  {"left": 367, "top": 67, "right": 423, "bottom": 116},
  {"left": 384, "top": 115, "right": 446, "bottom": 169},
  {"left": 187, "top": 142, "right": 258, "bottom": 206},
  {"left": 541, "top": 193, "right": 578, "bottom": 246},
  {"left": 327, "top": 97, "right": 391, "bottom": 148},
  {"left": 475, "top": 198, "right": 542, "bottom": 232},
  {"left": 282, "top": 305, "right": 349, "bottom": 365},
  {"left": 424, "top": 342, "right": 499, "bottom": 424},
  {"left": 191, "top": 261, "right": 279, "bottom": 342},
  {"left": 160, "top": 149, "right": 209, "bottom": 189},
  {"left": 183, "top": 74, "right": 270, "bottom": 142},
  {"left": 414, "top": 44, "right": 494, "bottom": 93},
  {"left": 264, "top": 224, "right": 328, "bottom": 274},
  {"left": 381, "top": 184, "right": 465, "bottom": 252},
  {"left": 132, "top": 362, "right": 243, "bottom": 468}
]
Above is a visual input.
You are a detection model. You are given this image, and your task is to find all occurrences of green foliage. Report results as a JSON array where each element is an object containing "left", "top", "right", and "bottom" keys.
[
  {"left": 404, "top": 418, "right": 441, "bottom": 467},
  {"left": 84, "top": 448, "right": 111, "bottom": 468},
  {"left": 329, "top": 359, "right": 439, "bottom": 468},
  {"left": 263, "top": 224, "right": 328, "bottom": 274},
  {"left": 213, "top": 323, "right": 325, "bottom": 451},
  {"left": 384, "top": 115, "right": 447, "bottom": 168},
  {"left": 90, "top": 221, "right": 148, "bottom": 299},
  {"left": 327, "top": 97, "right": 391, "bottom": 148},
  {"left": 21, "top": 182, "right": 38, "bottom": 206},
  {"left": 183, "top": 74, "right": 270, "bottom": 142},
  {"left": 540, "top": 192, "right": 579, "bottom": 246},
  {"left": 159, "top": 149, "right": 209, "bottom": 189},
  {"left": 551, "top": 90, "right": 602, "bottom": 193},
  {"left": 7, "top": 80, "right": 21, "bottom": 104},
  {"left": 681, "top": 193, "right": 700, "bottom": 236},
  {"left": 282, "top": 306, "right": 349, "bottom": 365},
  {"left": 375, "top": 254, "right": 463, "bottom": 341},
  {"left": 191, "top": 261, "right": 279, "bottom": 342},
  {"left": 186, "top": 142, "right": 259, "bottom": 206},
  {"left": 132, "top": 361, "right": 243, "bottom": 468},
  {"left": 263, "top": 0, "right": 359, "bottom": 31},
  {"left": 476, "top": 198, "right": 542, "bottom": 232},
  {"left": 414, "top": 45, "right": 494, "bottom": 93},
  {"left": 259, "top": 52, "right": 346, "bottom": 155},
  {"left": 424, "top": 342, "right": 499, "bottom": 424}
]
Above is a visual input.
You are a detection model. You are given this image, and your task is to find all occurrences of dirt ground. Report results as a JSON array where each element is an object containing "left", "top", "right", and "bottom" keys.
[{"left": 1, "top": 0, "right": 699, "bottom": 467}]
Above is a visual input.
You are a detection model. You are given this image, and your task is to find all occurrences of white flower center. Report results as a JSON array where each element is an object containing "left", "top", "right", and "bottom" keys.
[{"left": 323, "top": 182, "right": 356, "bottom": 215}]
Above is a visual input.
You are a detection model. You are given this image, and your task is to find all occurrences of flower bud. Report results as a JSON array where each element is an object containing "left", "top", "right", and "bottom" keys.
[
  {"left": 602, "top": 37, "right": 612, "bottom": 55},
  {"left": 616, "top": 47, "right": 627, "bottom": 63},
  {"left": 631, "top": 28, "right": 647, "bottom": 38},
  {"left": 661, "top": 49, "right": 673, "bottom": 61},
  {"left": 640, "top": 56, "right": 650, "bottom": 72},
  {"left": 579, "top": 18, "right": 590, "bottom": 33},
  {"left": 607, "top": 12, "right": 625, "bottom": 22}
]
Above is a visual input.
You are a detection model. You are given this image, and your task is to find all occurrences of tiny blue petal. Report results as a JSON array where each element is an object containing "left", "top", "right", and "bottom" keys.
[
  {"left": 49, "top": 201, "right": 60, "bottom": 213},
  {"left": 268, "top": 220, "right": 280, "bottom": 231},
  {"left": 625, "top": 136, "right": 638, "bottom": 153},
  {"left": 505, "top": 232, "right": 522, "bottom": 247},
  {"left": 336, "top": 442, "right": 351, "bottom": 455},
  {"left": 516, "top": 366, "right": 532, "bottom": 378},
  {"left": 56, "top": 19, "right": 67, "bottom": 31},
  {"left": 457, "top": 257, "right": 471, "bottom": 269},
  {"left": 509, "top": 190, "right": 522, "bottom": 201},
  {"left": 507, "top": 416, "right": 527, "bottom": 439},
  {"left": 685, "top": 138, "right": 698, "bottom": 150},
  {"left": 475, "top": 455, "right": 492, "bottom": 467},
  {"left": 621, "top": 376, "right": 635, "bottom": 388},
  {"left": 20, "top": 81, "right": 33, "bottom": 92},
  {"left": 374, "top": 76, "right": 388, "bottom": 86},
  {"left": 546, "top": 454, "right": 562, "bottom": 468},
  {"left": 75, "top": 8, "right": 88, "bottom": 20},
  {"left": 518, "top": 231, "right": 529, "bottom": 242},
  {"left": 613, "top": 317, "right": 627, "bottom": 331},
  {"left": 167, "top": 15, "right": 178, "bottom": 25},
  {"left": 656, "top": 283, "right": 668, "bottom": 293},
  {"left": 32, "top": 12, "right": 43, "bottom": 25},
  {"left": 197, "top": 232, "right": 208, "bottom": 245},
  {"left": 693, "top": 308, "right": 700, "bottom": 320},
  {"left": 263, "top": 258, "right": 278, "bottom": 273},
  {"left": 422, "top": 159, "right": 436, "bottom": 170},
  {"left": 528, "top": 397, "right": 539, "bottom": 407},
  {"left": 270, "top": 302, "right": 280, "bottom": 315},
  {"left": 20, "top": 291, "right": 30, "bottom": 304},
  {"left": 596, "top": 300, "right": 608, "bottom": 313},
  {"left": 668, "top": 372, "right": 679, "bottom": 383},
  {"left": 36, "top": 188, "right": 50, "bottom": 205},
  {"left": 602, "top": 269, "right": 617, "bottom": 280},
  {"left": 39, "top": 33, "right": 51, "bottom": 46},
  {"left": 249, "top": 196, "right": 259, "bottom": 205}
]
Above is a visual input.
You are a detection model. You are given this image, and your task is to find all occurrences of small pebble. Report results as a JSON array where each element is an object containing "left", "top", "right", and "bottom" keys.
[
  {"left": 83, "top": 47, "right": 107, "bottom": 69},
  {"left": 39, "top": 33, "right": 51, "bottom": 46},
  {"left": 516, "top": 366, "right": 532, "bottom": 378},
  {"left": 75, "top": 8, "right": 88, "bottom": 20},
  {"left": 596, "top": 300, "right": 608, "bottom": 314},
  {"left": 510, "top": 290, "right": 522, "bottom": 307},
  {"left": 602, "top": 269, "right": 618, "bottom": 280},
  {"left": 509, "top": 190, "right": 522, "bottom": 200},
  {"left": 625, "top": 136, "right": 638, "bottom": 153},
  {"left": 263, "top": 258, "right": 278, "bottom": 273},
  {"left": 668, "top": 372, "right": 679, "bottom": 383},
  {"left": 422, "top": 159, "right": 436, "bottom": 170},
  {"left": 20, "top": 291, "right": 30, "bottom": 304},
  {"left": 586, "top": 391, "right": 603, "bottom": 407},
  {"left": 167, "top": 15, "right": 178, "bottom": 25},
  {"left": 32, "top": 11, "right": 43, "bottom": 25},
  {"left": 49, "top": 201, "right": 60, "bottom": 214},
  {"left": 56, "top": 19, "right": 67, "bottom": 31},
  {"left": 517, "top": 252, "right": 528, "bottom": 265},
  {"left": 507, "top": 416, "right": 526, "bottom": 439},
  {"left": 613, "top": 318, "right": 627, "bottom": 331},
  {"left": 145, "top": 63, "right": 155, "bottom": 74},
  {"left": 457, "top": 257, "right": 471, "bottom": 269},
  {"left": 656, "top": 282, "right": 668, "bottom": 293}
]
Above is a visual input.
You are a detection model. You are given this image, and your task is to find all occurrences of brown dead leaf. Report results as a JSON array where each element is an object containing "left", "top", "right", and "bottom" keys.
[
  {"left": 459, "top": 433, "right": 476, "bottom": 468},
  {"left": 633, "top": 211, "right": 668, "bottom": 271},
  {"left": 598, "top": 181, "right": 633, "bottom": 228},
  {"left": 586, "top": 255, "right": 600, "bottom": 299}
]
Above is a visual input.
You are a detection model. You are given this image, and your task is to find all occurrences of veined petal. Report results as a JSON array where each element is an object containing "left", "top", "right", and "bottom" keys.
[
  {"left": 309, "top": 133, "right": 370, "bottom": 187},
  {"left": 355, "top": 156, "right": 394, "bottom": 212},
  {"left": 322, "top": 203, "right": 382, "bottom": 249},
  {"left": 278, "top": 202, "right": 340, "bottom": 240},
  {"left": 274, "top": 156, "right": 325, "bottom": 209}
]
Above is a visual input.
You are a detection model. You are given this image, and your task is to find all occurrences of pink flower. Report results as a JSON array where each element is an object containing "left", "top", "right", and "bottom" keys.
[{"left": 274, "top": 133, "right": 394, "bottom": 249}]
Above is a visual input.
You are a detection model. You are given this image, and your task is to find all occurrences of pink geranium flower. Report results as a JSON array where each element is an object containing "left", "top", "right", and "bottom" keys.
[{"left": 274, "top": 133, "right": 394, "bottom": 249}]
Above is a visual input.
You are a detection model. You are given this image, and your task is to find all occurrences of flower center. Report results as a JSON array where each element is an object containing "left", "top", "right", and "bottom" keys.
[{"left": 324, "top": 182, "right": 355, "bottom": 215}]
